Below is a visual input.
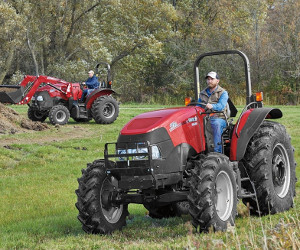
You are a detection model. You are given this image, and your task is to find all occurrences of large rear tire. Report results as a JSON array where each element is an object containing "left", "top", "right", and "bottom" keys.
[
  {"left": 241, "top": 121, "right": 296, "bottom": 215},
  {"left": 91, "top": 96, "right": 119, "bottom": 124},
  {"left": 188, "top": 153, "right": 237, "bottom": 232},
  {"left": 49, "top": 105, "right": 70, "bottom": 125},
  {"left": 75, "top": 160, "right": 128, "bottom": 234},
  {"left": 27, "top": 107, "right": 48, "bottom": 122}
]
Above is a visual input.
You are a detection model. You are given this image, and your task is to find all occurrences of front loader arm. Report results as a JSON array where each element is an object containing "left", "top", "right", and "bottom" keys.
[
  {"left": 0, "top": 75, "right": 72, "bottom": 105},
  {"left": 19, "top": 75, "right": 71, "bottom": 104}
]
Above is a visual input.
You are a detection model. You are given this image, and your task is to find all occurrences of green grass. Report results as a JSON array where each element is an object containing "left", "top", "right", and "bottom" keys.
[{"left": 0, "top": 104, "right": 299, "bottom": 249}]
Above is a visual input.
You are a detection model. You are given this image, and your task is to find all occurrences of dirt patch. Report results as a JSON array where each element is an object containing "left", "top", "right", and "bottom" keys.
[{"left": 0, "top": 103, "right": 50, "bottom": 134}]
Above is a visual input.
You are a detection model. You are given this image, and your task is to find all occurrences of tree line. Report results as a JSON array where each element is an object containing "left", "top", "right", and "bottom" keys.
[{"left": 0, "top": 0, "right": 299, "bottom": 105}]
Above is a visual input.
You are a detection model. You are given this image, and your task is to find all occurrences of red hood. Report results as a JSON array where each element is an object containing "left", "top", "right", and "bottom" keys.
[
  {"left": 120, "top": 106, "right": 202, "bottom": 135},
  {"left": 37, "top": 82, "right": 68, "bottom": 92}
]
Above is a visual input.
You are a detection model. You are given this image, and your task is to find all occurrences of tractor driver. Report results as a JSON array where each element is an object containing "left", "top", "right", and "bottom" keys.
[
  {"left": 198, "top": 71, "right": 229, "bottom": 153},
  {"left": 81, "top": 70, "right": 100, "bottom": 101}
]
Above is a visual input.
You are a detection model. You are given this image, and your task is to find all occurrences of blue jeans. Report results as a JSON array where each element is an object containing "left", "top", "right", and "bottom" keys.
[
  {"left": 81, "top": 89, "right": 94, "bottom": 101},
  {"left": 210, "top": 118, "right": 227, "bottom": 153}
]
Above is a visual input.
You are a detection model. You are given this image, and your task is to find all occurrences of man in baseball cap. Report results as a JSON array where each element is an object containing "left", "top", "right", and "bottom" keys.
[
  {"left": 198, "top": 71, "right": 229, "bottom": 152},
  {"left": 81, "top": 70, "right": 100, "bottom": 101},
  {"left": 206, "top": 71, "right": 219, "bottom": 80}
]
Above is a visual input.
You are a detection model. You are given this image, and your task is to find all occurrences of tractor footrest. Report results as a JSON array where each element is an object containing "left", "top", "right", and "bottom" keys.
[
  {"left": 239, "top": 177, "right": 257, "bottom": 199},
  {"left": 239, "top": 191, "right": 256, "bottom": 199}
]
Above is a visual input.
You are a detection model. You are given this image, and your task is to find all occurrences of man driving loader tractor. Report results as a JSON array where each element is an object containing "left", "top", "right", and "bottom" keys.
[
  {"left": 81, "top": 70, "right": 100, "bottom": 101},
  {"left": 198, "top": 71, "right": 228, "bottom": 153}
]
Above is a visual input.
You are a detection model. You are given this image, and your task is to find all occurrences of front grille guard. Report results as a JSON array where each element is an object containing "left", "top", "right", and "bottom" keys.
[{"left": 104, "top": 141, "right": 152, "bottom": 168}]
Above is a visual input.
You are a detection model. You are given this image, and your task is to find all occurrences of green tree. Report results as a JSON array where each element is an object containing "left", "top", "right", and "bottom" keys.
[{"left": 0, "top": 2, "right": 24, "bottom": 84}]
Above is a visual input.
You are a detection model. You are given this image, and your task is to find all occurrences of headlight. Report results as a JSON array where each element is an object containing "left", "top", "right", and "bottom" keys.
[
  {"left": 151, "top": 145, "right": 161, "bottom": 159},
  {"left": 36, "top": 96, "right": 44, "bottom": 101},
  {"left": 117, "top": 145, "right": 161, "bottom": 161}
]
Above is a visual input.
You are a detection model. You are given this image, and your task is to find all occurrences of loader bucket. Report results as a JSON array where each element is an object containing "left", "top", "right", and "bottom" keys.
[{"left": 0, "top": 85, "right": 25, "bottom": 104}]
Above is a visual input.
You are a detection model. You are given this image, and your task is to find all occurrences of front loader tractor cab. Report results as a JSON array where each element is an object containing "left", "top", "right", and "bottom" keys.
[
  {"left": 75, "top": 50, "right": 296, "bottom": 234},
  {"left": 0, "top": 62, "right": 119, "bottom": 125}
]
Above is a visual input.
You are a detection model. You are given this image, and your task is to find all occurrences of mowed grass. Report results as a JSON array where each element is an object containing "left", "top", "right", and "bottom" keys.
[{"left": 0, "top": 104, "right": 299, "bottom": 249}]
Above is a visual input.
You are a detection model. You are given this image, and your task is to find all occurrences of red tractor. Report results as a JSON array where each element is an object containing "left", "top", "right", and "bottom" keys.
[
  {"left": 0, "top": 62, "right": 119, "bottom": 125},
  {"left": 75, "top": 50, "right": 296, "bottom": 234}
]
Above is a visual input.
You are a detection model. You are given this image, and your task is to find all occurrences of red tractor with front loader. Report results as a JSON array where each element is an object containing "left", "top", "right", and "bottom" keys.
[
  {"left": 75, "top": 50, "right": 296, "bottom": 234},
  {"left": 0, "top": 62, "right": 119, "bottom": 125}
]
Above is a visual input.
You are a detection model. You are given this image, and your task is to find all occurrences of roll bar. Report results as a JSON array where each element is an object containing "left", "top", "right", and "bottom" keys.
[
  {"left": 193, "top": 50, "right": 252, "bottom": 105},
  {"left": 96, "top": 62, "right": 112, "bottom": 86}
]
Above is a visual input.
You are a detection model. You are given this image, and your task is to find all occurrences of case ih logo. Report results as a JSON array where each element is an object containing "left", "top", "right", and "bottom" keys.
[{"left": 169, "top": 121, "right": 181, "bottom": 132}]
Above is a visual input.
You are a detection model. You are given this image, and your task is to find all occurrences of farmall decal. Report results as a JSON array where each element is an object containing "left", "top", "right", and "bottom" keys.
[
  {"left": 169, "top": 116, "right": 198, "bottom": 132},
  {"left": 187, "top": 116, "right": 198, "bottom": 126}
]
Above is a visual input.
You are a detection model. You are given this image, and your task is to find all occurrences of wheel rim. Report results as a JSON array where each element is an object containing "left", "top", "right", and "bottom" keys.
[
  {"left": 215, "top": 170, "right": 234, "bottom": 221},
  {"left": 103, "top": 103, "right": 115, "bottom": 119},
  {"left": 272, "top": 143, "right": 290, "bottom": 198},
  {"left": 100, "top": 176, "right": 123, "bottom": 223},
  {"left": 56, "top": 110, "right": 67, "bottom": 123}
]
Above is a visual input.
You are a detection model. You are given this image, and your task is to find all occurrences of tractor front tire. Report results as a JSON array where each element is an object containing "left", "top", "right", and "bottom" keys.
[
  {"left": 241, "top": 121, "right": 296, "bottom": 215},
  {"left": 49, "top": 105, "right": 70, "bottom": 125},
  {"left": 75, "top": 160, "right": 128, "bottom": 234},
  {"left": 27, "top": 107, "right": 48, "bottom": 122},
  {"left": 91, "top": 96, "right": 119, "bottom": 124},
  {"left": 188, "top": 153, "right": 237, "bottom": 233}
]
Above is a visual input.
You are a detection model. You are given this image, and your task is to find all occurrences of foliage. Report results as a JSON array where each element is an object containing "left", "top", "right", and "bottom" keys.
[
  {"left": 0, "top": 0, "right": 299, "bottom": 104},
  {"left": 0, "top": 2, "right": 25, "bottom": 83}
]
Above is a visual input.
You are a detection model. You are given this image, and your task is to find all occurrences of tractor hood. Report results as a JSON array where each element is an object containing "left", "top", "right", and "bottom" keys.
[
  {"left": 120, "top": 106, "right": 201, "bottom": 136},
  {"left": 36, "top": 82, "right": 69, "bottom": 93}
]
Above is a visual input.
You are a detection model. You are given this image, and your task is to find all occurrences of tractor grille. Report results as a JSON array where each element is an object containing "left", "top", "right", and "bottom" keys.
[{"left": 104, "top": 141, "right": 152, "bottom": 168}]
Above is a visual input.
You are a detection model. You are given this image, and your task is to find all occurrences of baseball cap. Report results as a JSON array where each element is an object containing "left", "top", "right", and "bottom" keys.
[{"left": 206, "top": 71, "right": 219, "bottom": 79}]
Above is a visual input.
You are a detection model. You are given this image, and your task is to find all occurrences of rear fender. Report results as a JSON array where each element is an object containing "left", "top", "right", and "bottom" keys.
[
  {"left": 230, "top": 108, "right": 282, "bottom": 161},
  {"left": 86, "top": 89, "right": 117, "bottom": 109}
]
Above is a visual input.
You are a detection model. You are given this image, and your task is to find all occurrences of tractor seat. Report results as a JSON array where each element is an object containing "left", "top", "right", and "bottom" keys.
[{"left": 225, "top": 98, "right": 237, "bottom": 119}]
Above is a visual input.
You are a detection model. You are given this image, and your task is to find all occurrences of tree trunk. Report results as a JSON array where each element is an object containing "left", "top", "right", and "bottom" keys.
[
  {"left": 0, "top": 46, "right": 15, "bottom": 85},
  {"left": 27, "top": 31, "right": 39, "bottom": 76}
]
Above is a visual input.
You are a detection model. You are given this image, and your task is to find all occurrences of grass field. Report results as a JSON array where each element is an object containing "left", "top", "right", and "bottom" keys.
[{"left": 0, "top": 104, "right": 299, "bottom": 249}]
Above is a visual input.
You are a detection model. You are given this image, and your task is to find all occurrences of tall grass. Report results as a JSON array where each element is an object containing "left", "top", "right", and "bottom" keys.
[{"left": 0, "top": 104, "right": 299, "bottom": 249}]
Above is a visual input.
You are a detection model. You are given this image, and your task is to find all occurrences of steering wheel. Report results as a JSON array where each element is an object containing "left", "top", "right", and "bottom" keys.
[
  {"left": 188, "top": 101, "right": 212, "bottom": 112},
  {"left": 80, "top": 82, "right": 86, "bottom": 90}
]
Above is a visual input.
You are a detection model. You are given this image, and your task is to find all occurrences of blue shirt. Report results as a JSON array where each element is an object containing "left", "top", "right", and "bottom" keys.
[
  {"left": 198, "top": 87, "right": 228, "bottom": 111},
  {"left": 86, "top": 75, "right": 100, "bottom": 89}
]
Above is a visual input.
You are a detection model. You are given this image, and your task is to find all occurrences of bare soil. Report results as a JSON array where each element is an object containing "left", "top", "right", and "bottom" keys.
[
  {"left": 0, "top": 125, "right": 88, "bottom": 147},
  {"left": 0, "top": 103, "right": 50, "bottom": 134}
]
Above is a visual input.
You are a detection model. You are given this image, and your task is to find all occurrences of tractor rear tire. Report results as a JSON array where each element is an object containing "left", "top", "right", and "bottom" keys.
[
  {"left": 91, "top": 96, "right": 119, "bottom": 124},
  {"left": 49, "top": 105, "right": 70, "bottom": 125},
  {"left": 27, "top": 107, "right": 48, "bottom": 122},
  {"left": 75, "top": 160, "right": 128, "bottom": 234},
  {"left": 188, "top": 153, "right": 237, "bottom": 232},
  {"left": 241, "top": 121, "right": 296, "bottom": 215}
]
